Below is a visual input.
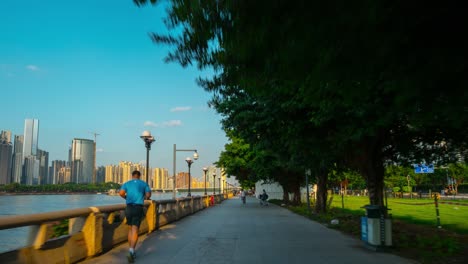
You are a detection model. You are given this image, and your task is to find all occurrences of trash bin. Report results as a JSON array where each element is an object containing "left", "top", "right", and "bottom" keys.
[{"left": 363, "top": 205, "right": 392, "bottom": 247}]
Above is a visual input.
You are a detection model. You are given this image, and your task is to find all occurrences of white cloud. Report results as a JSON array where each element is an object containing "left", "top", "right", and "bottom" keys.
[
  {"left": 162, "top": 120, "right": 182, "bottom": 127},
  {"left": 144, "top": 121, "right": 158, "bottom": 127},
  {"left": 26, "top": 65, "right": 40, "bottom": 71},
  {"left": 170, "top": 106, "right": 192, "bottom": 112},
  {"left": 143, "top": 120, "right": 183, "bottom": 128},
  {"left": 96, "top": 148, "right": 104, "bottom": 152}
]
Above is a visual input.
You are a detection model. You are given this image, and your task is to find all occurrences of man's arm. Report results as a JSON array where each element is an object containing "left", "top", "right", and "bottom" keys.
[
  {"left": 119, "top": 183, "right": 127, "bottom": 199},
  {"left": 145, "top": 192, "right": 151, "bottom": 200},
  {"left": 145, "top": 184, "right": 151, "bottom": 200},
  {"left": 119, "top": 189, "right": 127, "bottom": 199}
]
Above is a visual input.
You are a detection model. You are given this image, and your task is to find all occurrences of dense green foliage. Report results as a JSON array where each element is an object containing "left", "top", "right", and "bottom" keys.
[
  {"left": 384, "top": 163, "right": 468, "bottom": 193},
  {"left": 0, "top": 182, "right": 120, "bottom": 193},
  {"left": 135, "top": 0, "right": 468, "bottom": 211}
]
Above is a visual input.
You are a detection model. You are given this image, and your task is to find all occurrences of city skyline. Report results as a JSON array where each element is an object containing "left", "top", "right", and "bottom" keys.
[{"left": 0, "top": 0, "right": 228, "bottom": 175}]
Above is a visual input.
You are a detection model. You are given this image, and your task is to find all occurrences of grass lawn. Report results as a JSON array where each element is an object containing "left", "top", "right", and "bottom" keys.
[
  {"left": 271, "top": 196, "right": 468, "bottom": 264},
  {"left": 332, "top": 195, "right": 468, "bottom": 233}
]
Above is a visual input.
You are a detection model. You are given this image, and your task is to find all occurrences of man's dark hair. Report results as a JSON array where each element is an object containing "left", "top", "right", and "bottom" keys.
[{"left": 132, "top": 170, "right": 141, "bottom": 177}]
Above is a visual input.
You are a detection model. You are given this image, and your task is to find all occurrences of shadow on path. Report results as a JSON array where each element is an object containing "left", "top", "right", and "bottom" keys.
[{"left": 81, "top": 197, "right": 415, "bottom": 264}]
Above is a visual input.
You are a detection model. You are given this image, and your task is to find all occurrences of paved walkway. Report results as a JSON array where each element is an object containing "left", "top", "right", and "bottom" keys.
[{"left": 82, "top": 197, "right": 414, "bottom": 264}]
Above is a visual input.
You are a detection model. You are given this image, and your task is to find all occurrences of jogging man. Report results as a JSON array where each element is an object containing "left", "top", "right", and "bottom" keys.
[{"left": 119, "top": 170, "right": 151, "bottom": 263}]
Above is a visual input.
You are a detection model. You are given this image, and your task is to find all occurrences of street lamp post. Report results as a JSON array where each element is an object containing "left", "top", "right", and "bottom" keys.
[
  {"left": 212, "top": 172, "right": 216, "bottom": 195},
  {"left": 203, "top": 167, "right": 208, "bottom": 195},
  {"left": 185, "top": 157, "right": 194, "bottom": 197},
  {"left": 173, "top": 144, "right": 198, "bottom": 199},
  {"left": 140, "top": 131, "right": 156, "bottom": 184},
  {"left": 218, "top": 175, "right": 221, "bottom": 194},
  {"left": 222, "top": 179, "right": 225, "bottom": 194}
]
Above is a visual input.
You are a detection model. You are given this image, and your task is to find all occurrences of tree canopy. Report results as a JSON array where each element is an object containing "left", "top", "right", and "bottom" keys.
[{"left": 135, "top": 0, "right": 468, "bottom": 211}]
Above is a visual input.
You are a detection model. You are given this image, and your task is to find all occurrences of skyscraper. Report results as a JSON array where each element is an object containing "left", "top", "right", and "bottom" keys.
[
  {"left": 23, "top": 119, "right": 39, "bottom": 158},
  {"left": 58, "top": 166, "right": 71, "bottom": 184},
  {"left": 0, "top": 137, "right": 12, "bottom": 184},
  {"left": 152, "top": 168, "right": 169, "bottom": 189},
  {"left": 21, "top": 119, "right": 40, "bottom": 185},
  {"left": 96, "top": 166, "right": 105, "bottom": 183},
  {"left": 11, "top": 135, "right": 24, "bottom": 183},
  {"left": 153, "top": 168, "right": 161, "bottom": 189},
  {"left": 0, "top": 130, "right": 11, "bottom": 143},
  {"left": 105, "top": 165, "right": 115, "bottom": 183},
  {"left": 24, "top": 155, "right": 39, "bottom": 185},
  {"left": 37, "top": 149, "right": 49, "bottom": 184},
  {"left": 176, "top": 172, "right": 190, "bottom": 189},
  {"left": 70, "top": 138, "right": 95, "bottom": 183},
  {"left": 51, "top": 160, "right": 67, "bottom": 184}
]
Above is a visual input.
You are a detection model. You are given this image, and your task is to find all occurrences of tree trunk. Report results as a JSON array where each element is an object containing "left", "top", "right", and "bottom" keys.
[
  {"left": 282, "top": 185, "right": 290, "bottom": 204},
  {"left": 291, "top": 182, "right": 301, "bottom": 205},
  {"left": 365, "top": 159, "right": 384, "bottom": 206},
  {"left": 315, "top": 170, "right": 328, "bottom": 213}
]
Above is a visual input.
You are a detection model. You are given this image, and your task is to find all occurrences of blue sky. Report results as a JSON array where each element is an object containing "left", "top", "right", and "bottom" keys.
[{"left": 0, "top": 0, "right": 228, "bottom": 178}]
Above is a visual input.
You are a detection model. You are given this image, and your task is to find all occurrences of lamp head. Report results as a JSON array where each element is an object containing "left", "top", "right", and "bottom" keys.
[
  {"left": 193, "top": 150, "right": 199, "bottom": 160},
  {"left": 185, "top": 157, "right": 193, "bottom": 165},
  {"left": 141, "top": 130, "right": 151, "bottom": 137},
  {"left": 140, "top": 131, "right": 156, "bottom": 143},
  {"left": 203, "top": 167, "right": 208, "bottom": 172}
]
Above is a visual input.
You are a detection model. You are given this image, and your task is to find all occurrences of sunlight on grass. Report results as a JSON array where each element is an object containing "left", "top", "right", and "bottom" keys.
[{"left": 331, "top": 196, "right": 468, "bottom": 233}]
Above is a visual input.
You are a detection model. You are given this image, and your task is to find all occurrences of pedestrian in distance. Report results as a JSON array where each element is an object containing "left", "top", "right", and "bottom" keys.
[
  {"left": 241, "top": 189, "right": 246, "bottom": 204},
  {"left": 260, "top": 189, "right": 269, "bottom": 206},
  {"left": 119, "top": 170, "right": 151, "bottom": 263}
]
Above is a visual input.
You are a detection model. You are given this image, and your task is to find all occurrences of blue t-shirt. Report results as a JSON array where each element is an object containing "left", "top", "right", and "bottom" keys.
[{"left": 121, "top": 179, "right": 151, "bottom": 205}]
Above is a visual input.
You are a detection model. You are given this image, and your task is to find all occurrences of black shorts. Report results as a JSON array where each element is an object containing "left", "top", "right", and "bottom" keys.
[{"left": 125, "top": 204, "right": 144, "bottom": 227}]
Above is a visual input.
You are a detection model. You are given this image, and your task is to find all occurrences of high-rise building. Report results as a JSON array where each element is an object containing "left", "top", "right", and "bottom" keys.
[
  {"left": 105, "top": 165, "right": 122, "bottom": 183},
  {"left": 96, "top": 166, "right": 105, "bottom": 183},
  {"left": 58, "top": 166, "right": 71, "bottom": 183},
  {"left": 0, "top": 139, "right": 12, "bottom": 184},
  {"left": 70, "top": 138, "right": 95, "bottom": 183},
  {"left": 166, "top": 176, "right": 174, "bottom": 190},
  {"left": 176, "top": 172, "right": 189, "bottom": 189},
  {"left": 48, "top": 166, "right": 53, "bottom": 183},
  {"left": 51, "top": 160, "right": 67, "bottom": 184},
  {"left": 0, "top": 130, "right": 12, "bottom": 143},
  {"left": 11, "top": 135, "right": 24, "bottom": 183},
  {"left": 21, "top": 119, "right": 40, "bottom": 185},
  {"left": 152, "top": 168, "right": 169, "bottom": 189},
  {"left": 119, "top": 161, "right": 132, "bottom": 183},
  {"left": 105, "top": 165, "right": 114, "bottom": 183},
  {"left": 24, "top": 155, "right": 39, "bottom": 185},
  {"left": 37, "top": 149, "right": 49, "bottom": 185},
  {"left": 23, "top": 119, "right": 39, "bottom": 158},
  {"left": 153, "top": 168, "right": 161, "bottom": 189}
]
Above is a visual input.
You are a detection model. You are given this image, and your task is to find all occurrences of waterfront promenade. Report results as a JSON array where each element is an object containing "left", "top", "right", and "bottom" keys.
[{"left": 82, "top": 197, "right": 413, "bottom": 264}]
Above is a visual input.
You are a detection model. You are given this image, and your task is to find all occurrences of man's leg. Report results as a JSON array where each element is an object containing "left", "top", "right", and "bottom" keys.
[
  {"left": 128, "top": 226, "right": 132, "bottom": 247},
  {"left": 126, "top": 205, "right": 136, "bottom": 263},
  {"left": 129, "top": 225, "right": 139, "bottom": 249}
]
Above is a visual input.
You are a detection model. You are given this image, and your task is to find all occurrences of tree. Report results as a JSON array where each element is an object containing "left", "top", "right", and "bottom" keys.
[
  {"left": 216, "top": 132, "right": 256, "bottom": 188},
  {"left": 135, "top": 0, "right": 468, "bottom": 208}
]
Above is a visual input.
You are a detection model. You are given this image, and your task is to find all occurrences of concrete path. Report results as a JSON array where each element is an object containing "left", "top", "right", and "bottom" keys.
[{"left": 82, "top": 197, "right": 415, "bottom": 264}]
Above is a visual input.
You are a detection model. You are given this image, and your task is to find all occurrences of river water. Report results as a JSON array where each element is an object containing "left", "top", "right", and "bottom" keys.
[{"left": 0, "top": 192, "right": 202, "bottom": 253}]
